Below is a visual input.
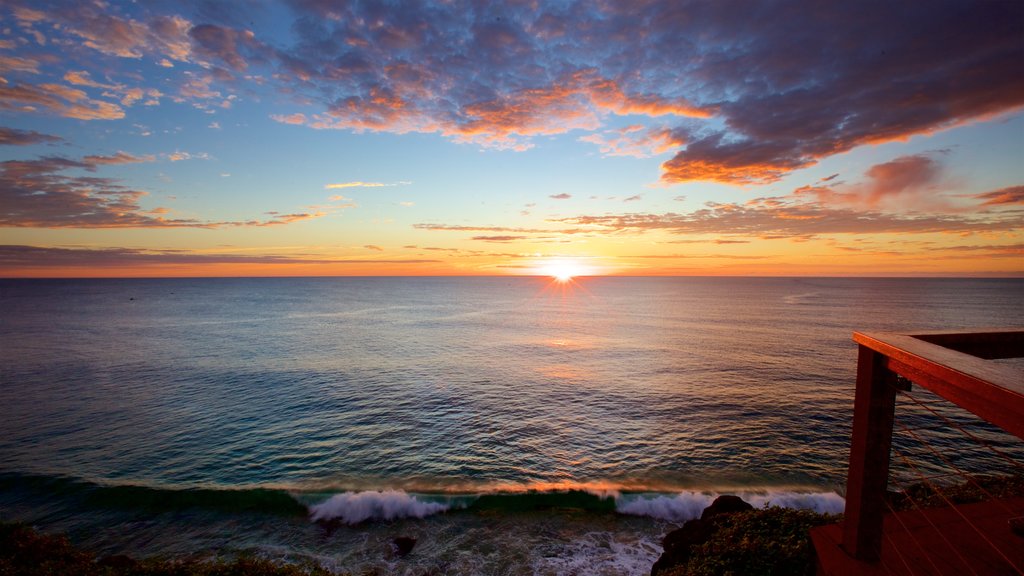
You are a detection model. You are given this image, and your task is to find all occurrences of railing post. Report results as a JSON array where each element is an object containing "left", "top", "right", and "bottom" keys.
[{"left": 842, "top": 344, "right": 898, "bottom": 561}]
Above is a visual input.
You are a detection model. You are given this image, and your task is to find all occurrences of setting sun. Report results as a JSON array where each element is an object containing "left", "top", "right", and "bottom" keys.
[{"left": 540, "top": 259, "right": 590, "bottom": 282}]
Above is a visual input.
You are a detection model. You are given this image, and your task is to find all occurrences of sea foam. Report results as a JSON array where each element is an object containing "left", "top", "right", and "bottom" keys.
[
  {"left": 308, "top": 490, "right": 450, "bottom": 524},
  {"left": 616, "top": 490, "right": 844, "bottom": 522}
]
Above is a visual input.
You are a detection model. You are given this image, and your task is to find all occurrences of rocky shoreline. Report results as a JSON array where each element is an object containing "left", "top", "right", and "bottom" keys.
[{"left": 650, "top": 495, "right": 838, "bottom": 576}]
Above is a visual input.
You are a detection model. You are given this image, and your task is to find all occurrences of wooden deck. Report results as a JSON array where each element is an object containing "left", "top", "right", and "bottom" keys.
[{"left": 811, "top": 496, "right": 1024, "bottom": 575}]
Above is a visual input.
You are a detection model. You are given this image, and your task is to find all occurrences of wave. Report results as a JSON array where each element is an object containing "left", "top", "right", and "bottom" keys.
[
  {"left": 616, "top": 490, "right": 846, "bottom": 522},
  {"left": 308, "top": 490, "right": 451, "bottom": 524},
  {"left": 1, "top": 472, "right": 844, "bottom": 524},
  {"left": 0, "top": 472, "right": 307, "bottom": 516}
]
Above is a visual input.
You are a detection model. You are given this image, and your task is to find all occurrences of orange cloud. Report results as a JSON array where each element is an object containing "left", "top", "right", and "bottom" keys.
[
  {"left": 580, "top": 126, "right": 685, "bottom": 158},
  {"left": 974, "top": 185, "right": 1024, "bottom": 207}
]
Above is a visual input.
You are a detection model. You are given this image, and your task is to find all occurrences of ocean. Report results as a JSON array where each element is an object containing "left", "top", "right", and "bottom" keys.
[{"left": 0, "top": 277, "right": 1021, "bottom": 575}]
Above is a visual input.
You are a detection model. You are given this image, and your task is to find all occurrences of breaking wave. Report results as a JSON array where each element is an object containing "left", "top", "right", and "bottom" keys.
[
  {"left": 616, "top": 490, "right": 846, "bottom": 522},
  {"left": 308, "top": 490, "right": 452, "bottom": 524}
]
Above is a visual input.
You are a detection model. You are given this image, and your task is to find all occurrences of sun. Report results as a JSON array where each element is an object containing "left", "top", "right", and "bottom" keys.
[{"left": 540, "top": 259, "right": 588, "bottom": 283}]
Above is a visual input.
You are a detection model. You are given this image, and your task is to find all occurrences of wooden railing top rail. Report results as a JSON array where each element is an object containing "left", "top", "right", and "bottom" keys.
[{"left": 853, "top": 330, "right": 1024, "bottom": 439}]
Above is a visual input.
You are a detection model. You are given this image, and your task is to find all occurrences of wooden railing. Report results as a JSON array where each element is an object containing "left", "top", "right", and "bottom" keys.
[{"left": 841, "top": 329, "right": 1024, "bottom": 561}]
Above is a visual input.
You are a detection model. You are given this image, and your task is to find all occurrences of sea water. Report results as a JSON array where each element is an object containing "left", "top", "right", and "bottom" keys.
[{"left": 0, "top": 277, "right": 1021, "bottom": 574}]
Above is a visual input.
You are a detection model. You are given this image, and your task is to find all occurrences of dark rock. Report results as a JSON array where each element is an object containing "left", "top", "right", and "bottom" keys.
[
  {"left": 393, "top": 536, "right": 417, "bottom": 556},
  {"left": 651, "top": 518, "right": 712, "bottom": 575},
  {"left": 651, "top": 495, "right": 754, "bottom": 575},
  {"left": 96, "top": 554, "right": 138, "bottom": 570},
  {"left": 700, "top": 494, "right": 753, "bottom": 521}
]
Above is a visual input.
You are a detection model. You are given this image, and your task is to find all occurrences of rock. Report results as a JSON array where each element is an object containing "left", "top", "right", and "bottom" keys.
[
  {"left": 651, "top": 495, "right": 754, "bottom": 575},
  {"left": 393, "top": 536, "right": 417, "bottom": 556},
  {"left": 700, "top": 494, "right": 753, "bottom": 521},
  {"left": 651, "top": 518, "right": 712, "bottom": 575}
]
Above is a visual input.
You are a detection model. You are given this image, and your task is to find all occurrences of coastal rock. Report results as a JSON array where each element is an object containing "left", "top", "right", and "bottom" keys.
[
  {"left": 393, "top": 536, "right": 417, "bottom": 556},
  {"left": 651, "top": 518, "right": 712, "bottom": 575},
  {"left": 700, "top": 494, "right": 753, "bottom": 521},
  {"left": 651, "top": 495, "right": 753, "bottom": 576}
]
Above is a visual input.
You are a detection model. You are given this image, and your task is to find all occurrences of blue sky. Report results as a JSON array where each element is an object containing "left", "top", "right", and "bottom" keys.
[{"left": 1, "top": 0, "right": 1022, "bottom": 276}]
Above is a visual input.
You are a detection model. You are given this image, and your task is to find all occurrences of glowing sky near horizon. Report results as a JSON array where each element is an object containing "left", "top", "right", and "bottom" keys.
[{"left": 0, "top": 0, "right": 1022, "bottom": 277}]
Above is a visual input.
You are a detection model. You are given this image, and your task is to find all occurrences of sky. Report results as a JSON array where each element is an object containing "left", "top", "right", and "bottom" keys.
[{"left": 0, "top": 0, "right": 1022, "bottom": 277}]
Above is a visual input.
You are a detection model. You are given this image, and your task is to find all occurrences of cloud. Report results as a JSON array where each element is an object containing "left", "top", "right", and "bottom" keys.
[
  {"left": 550, "top": 193, "right": 572, "bottom": 200},
  {"left": 0, "top": 127, "right": 63, "bottom": 146},
  {"left": 579, "top": 125, "right": 685, "bottom": 158},
  {"left": 973, "top": 185, "right": 1024, "bottom": 207},
  {"left": 326, "top": 181, "right": 388, "bottom": 189},
  {"left": 0, "top": 154, "right": 325, "bottom": 228},
  {"left": 860, "top": 154, "right": 944, "bottom": 205},
  {"left": 62, "top": 71, "right": 164, "bottom": 107},
  {"left": 18, "top": 4, "right": 193, "bottom": 63},
  {"left": 0, "top": 245, "right": 442, "bottom": 269},
  {"left": 82, "top": 151, "right": 156, "bottom": 165},
  {"left": 471, "top": 235, "right": 528, "bottom": 242},
  {"left": 0, "top": 55, "right": 42, "bottom": 74},
  {"left": 413, "top": 223, "right": 588, "bottom": 235},
  {"left": 271, "top": 112, "right": 307, "bottom": 125},
  {"left": 284, "top": 1, "right": 1023, "bottom": 178},
  {"left": 165, "top": 150, "right": 211, "bottom": 162},
  {"left": 0, "top": 81, "right": 125, "bottom": 120},
  {"left": 4, "top": 0, "right": 1023, "bottom": 186},
  {"left": 552, "top": 196, "right": 1024, "bottom": 239},
  {"left": 364, "top": 244, "right": 384, "bottom": 251}
]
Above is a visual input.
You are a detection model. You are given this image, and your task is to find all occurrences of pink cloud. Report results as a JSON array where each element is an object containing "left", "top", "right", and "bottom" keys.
[
  {"left": 973, "top": 185, "right": 1024, "bottom": 207},
  {"left": 0, "top": 127, "right": 62, "bottom": 146}
]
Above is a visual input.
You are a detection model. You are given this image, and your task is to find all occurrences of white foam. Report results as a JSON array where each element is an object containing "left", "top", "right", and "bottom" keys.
[
  {"left": 308, "top": 490, "right": 449, "bottom": 524},
  {"left": 616, "top": 490, "right": 845, "bottom": 522},
  {"left": 616, "top": 491, "right": 716, "bottom": 522},
  {"left": 530, "top": 531, "right": 664, "bottom": 576},
  {"left": 744, "top": 490, "right": 846, "bottom": 514}
]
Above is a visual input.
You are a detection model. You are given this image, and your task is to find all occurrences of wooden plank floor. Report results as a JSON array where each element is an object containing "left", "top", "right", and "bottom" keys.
[{"left": 811, "top": 497, "right": 1024, "bottom": 575}]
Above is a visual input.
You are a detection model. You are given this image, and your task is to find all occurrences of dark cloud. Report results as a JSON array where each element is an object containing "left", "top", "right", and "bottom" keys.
[
  {"left": 550, "top": 193, "right": 572, "bottom": 200},
  {"left": 0, "top": 154, "right": 326, "bottom": 228},
  {"left": 189, "top": 24, "right": 268, "bottom": 71},
  {"left": 269, "top": 0, "right": 1024, "bottom": 182},
  {"left": 0, "top": 127, "right": 63, "bottom": 146},
  {"left": 659, "top": 2, "right": 1024, "bottom": 183},
  {"left": 6, "top": 0, "right": 1023, "bottom": 186}
]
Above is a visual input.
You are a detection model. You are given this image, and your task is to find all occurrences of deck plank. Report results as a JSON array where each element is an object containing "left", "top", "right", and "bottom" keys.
[{"left": 812, "top": 497, "right": 1024, "bottom": 575}]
